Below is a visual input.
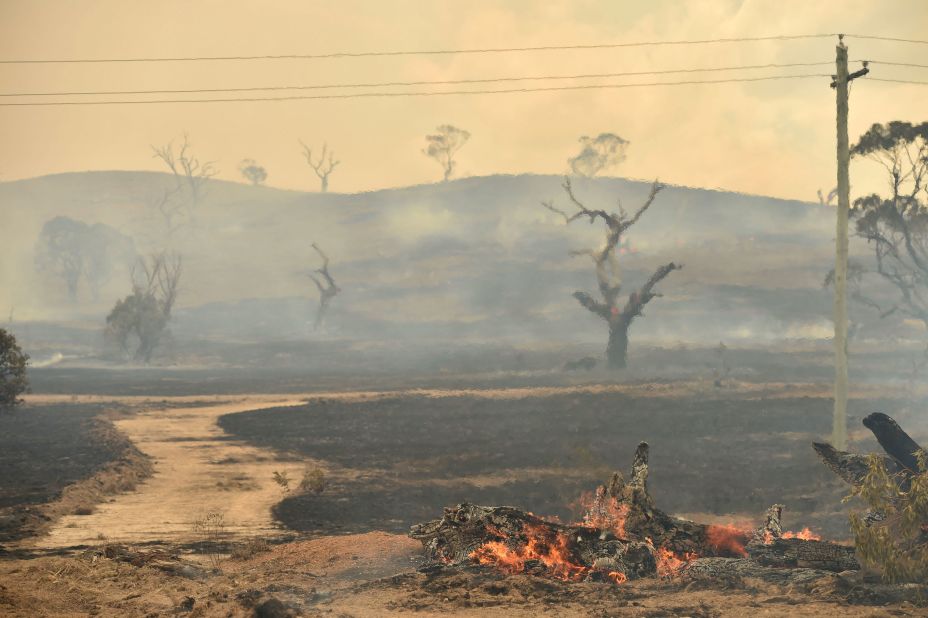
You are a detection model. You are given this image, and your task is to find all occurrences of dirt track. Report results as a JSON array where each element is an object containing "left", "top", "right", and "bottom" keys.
[{"left": 27, "top": 396, "right": 307, "bottom": 549}]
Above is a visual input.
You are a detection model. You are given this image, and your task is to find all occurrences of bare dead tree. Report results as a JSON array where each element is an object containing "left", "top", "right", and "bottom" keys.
[
  {"left": 299, "top": 141, "right": 339, "bottom": 192},
  {"left": 543, "top": 177, "right": 680, "bottom": 368},
  {"left": 307, "top": 243, "right": 340, "bottom": 330},
  {"left": 423, "top": 125, "right": 470, "bottom": 182},
  {"left": 152, "top": 133, "right": 218, "bottom": 209},
  {"left": 145, "top": 183, "right": 186, "bottom": 238}
]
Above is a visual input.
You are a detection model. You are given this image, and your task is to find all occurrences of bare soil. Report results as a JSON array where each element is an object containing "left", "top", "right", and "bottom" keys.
[
  {"left": 0, "top": 403, "right": 150, "bottom": 544},
  {"left": 24, "top": 396, "right": 308, "bottom": 549},
  {"left": 0, "top": 533, "right": 921, "bottom": 617}
]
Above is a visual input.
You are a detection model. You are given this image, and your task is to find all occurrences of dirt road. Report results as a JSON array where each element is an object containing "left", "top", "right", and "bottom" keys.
[{"left": 30, "top": 396, "right": 307, "bottom": 549}]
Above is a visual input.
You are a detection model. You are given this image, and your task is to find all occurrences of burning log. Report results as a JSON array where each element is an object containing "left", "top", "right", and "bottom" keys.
[
  {"left": 410, "top": 441, "right": 856, "bottom": 586},
  {"left": 744, "top": 503, "right": 858, "bottom": 571}
]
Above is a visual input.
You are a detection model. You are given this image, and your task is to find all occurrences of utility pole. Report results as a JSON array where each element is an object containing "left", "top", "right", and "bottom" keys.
[{"left": 830, "top": 35, "right": 868, "bottom": 450}]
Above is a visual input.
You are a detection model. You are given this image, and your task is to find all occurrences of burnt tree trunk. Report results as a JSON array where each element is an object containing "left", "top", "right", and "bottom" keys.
[
  {"left": 814, "top": 412, "right": 925, "bottom": 485},
  {"left": 606, "top": 320, "right": 630, "bottom": 369},
  {"left": 862, "top": 412, "right": 925, "bottom": 472}
]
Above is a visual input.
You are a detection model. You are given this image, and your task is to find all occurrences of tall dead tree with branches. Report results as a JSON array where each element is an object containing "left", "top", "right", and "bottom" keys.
[
  {"left": 307, "top": 243, "right": 340, "bottom": 330},
  {"left": 544, "top": 178, "right": 680, "bottom": 368},
  {"left": 150, "top": 133, "right": 218, "bottom": 233},
  {"left": 299, "top": 141, "right": 339, "bottom": 192}
]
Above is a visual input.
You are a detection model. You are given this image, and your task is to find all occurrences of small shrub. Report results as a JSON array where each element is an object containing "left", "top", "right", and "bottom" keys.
[
  {"left": 192, "top": 510, "right": 227, "bottom": 569},
  {"left": 847, "top": 452, "right": 928, "bottom": 583},
  {"left": 272, "top": 470, "right": 291, "bottom": 491},
  {"left": 300, "top": 467, "right": 327, "bottom": 494},
  {"left": 230, "top": 537, "right": 271, "bottom": 561},
  {"left": 0, "top": 328, "right": 29, "bottom": 410}
]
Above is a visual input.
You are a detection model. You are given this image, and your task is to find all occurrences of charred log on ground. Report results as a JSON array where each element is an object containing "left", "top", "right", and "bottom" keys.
[{"left": 411, "top": 441, "right": 857, "bottom": 585}]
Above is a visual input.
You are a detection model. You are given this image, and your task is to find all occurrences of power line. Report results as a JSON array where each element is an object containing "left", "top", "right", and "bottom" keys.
[
  {"left": 0, "top": 73, "right": 832, "bottom": 107},
  {"left": 862, "top": 60, "right": 928, "bottom": 69},
  {"left": 867, "top": 77, "right": 928, "bottom": 85},
  {"left": 0, "top": 34, "right": 837, "bottom": 65},
  {"left": 845, "top": 34, "right": 928, "bottom": 45},
  {"left": 0, "top": 61, "right": 834, "bottom": 98}
]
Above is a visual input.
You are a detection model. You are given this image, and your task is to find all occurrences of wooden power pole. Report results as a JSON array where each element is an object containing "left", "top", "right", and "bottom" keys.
[{"left": 831, "top": 35, "right": 868, "bottom": 450}]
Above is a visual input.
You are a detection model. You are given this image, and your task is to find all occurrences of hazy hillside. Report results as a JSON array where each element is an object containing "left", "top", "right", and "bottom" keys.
[{"left": 0, "top": 171, "right": 893, "bottom": 355}]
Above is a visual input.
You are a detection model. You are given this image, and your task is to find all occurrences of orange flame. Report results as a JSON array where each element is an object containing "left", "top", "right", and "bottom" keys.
[
  {"left": 645, "top": 538, "right": 697, "bottom": 578},
  {"left": 705, "top": 523, "right": 749, "bottom": 557},
  {"left": 470, "top": 523, "right": 589, "bottom": 582},
  {"left": 781, "top": 527, "right": 822, "bottom": 541},
  {"left": 581, "top": 493, "right": 629, "bottom": 539},
  {"left": 608, "top": 571, "right": 628, "bottom": 584}
]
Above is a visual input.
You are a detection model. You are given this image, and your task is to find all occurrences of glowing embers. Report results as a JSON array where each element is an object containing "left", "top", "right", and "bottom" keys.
[{"left": 469, "top": 523, "right": 591, "bottom": 581}]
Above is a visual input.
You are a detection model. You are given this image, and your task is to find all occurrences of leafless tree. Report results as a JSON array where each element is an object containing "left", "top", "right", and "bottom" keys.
[
  {"left": 818, "top": 187, "right": 839, "bottom": 206},
  {"left": 307, "top": 243, "right": 340, "bottom": 330},
  {"left": 145, "top": 183, "right": 186, "bottom": 238},
  {"left": 568, "top": 133, "right": 629, "bottom": 178},
  {"left": 152, "top": 133, "right": 218, "bottom": 208},
  {"left": 105, "top": 252, "right": 182, "bottom": 363},
  {"left": 423, "top": 125, "right": 470, "bottom": 182},
  {"left": 543, "top": 177, "right": 680, "bottom": 368},
  {"left": 299, "top": 141, "right": 339, "bottom": 192}
]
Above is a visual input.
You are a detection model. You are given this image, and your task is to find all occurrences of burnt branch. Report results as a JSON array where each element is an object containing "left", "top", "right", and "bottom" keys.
[
  {"left": 618, "top": 262, "right": 682, "bottom": 324},
  {"left": 308, "top": 242, "right": 340, "bottom": 330}
]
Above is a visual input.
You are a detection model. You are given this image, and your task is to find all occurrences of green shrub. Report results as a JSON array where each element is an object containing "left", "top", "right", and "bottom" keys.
[
  {"left": 848, "top": 452, "right": 928, "bottom": 583},
  {"left": 0, "top": 329, "right": 29, "bottom": 410},
  {"left": 300, "top": 467, "right": 326, "bottom": 494}
]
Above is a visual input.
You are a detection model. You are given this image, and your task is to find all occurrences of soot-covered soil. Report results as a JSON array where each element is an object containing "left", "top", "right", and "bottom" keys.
[
  {"left": 0, "top": 404, "right": 125, "bottom": 509},
  {"left": 0, "top": 403, "right": 148, "bottom": 544},
  {"left": 218, "top": 387, "right": 924, "bottom": 539}
]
